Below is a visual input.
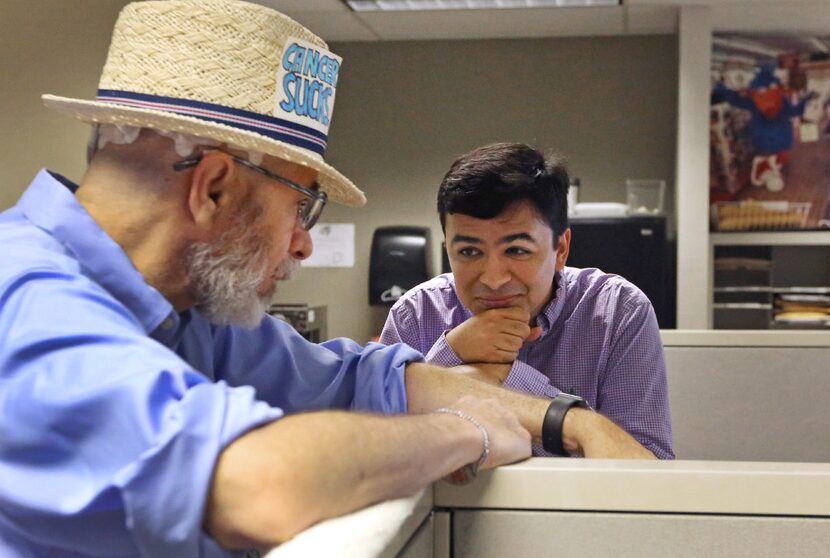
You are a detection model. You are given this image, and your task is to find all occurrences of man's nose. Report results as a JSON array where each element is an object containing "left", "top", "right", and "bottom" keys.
[
  {"left": 478, "top": 256, "right": 510, "bottom": 290},
  {"left": 289, "top": 221, "right": 313, "bottom": 260}
]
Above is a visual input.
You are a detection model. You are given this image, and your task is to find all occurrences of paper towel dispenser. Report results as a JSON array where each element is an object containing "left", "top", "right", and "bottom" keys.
[{"left": 369, "top": 226, "right": 432, "bottom": 305}]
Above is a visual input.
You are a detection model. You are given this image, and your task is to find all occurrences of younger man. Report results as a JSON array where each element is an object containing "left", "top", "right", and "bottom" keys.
[{"left": 381, "top": 143, "right": 674, "bottom": 458}]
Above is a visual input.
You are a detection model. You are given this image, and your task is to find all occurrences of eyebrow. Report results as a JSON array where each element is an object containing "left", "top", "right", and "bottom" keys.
[{"left": 450, "top": 232, "right": 538, "bottom": 245}]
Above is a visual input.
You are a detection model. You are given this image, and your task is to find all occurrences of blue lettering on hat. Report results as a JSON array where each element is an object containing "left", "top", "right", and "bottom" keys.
[
  {"left": 279, "top": 41, "right": 340, "bottom": 125},
  {"left": 280, "top": 73, "right": 332, "bottom": 126},
  {"left": 302, "top": 49, "right": 320, "bottom": 80},
  {"left": 282, "top": 43, "right": 298, "bottom": 72},
  {"left": 323, "top": 58, "right": 340, "bottom": 89}
]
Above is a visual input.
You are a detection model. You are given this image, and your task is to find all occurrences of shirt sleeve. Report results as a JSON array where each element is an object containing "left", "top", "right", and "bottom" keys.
[
  {"left": 210, "top": 316, "right": 423, "bottom": 416},
  {"left": 0, "top": 269, "right": 279, "bottom": 557},
  {"left": 598, "top": 297, "right": 675, "bottom": 459},
  {"left": 502, "top": 360, "right": 561, "bottom": 400},
  {"left": 380, "top": 298, "right": 462, "bottom": 366}
]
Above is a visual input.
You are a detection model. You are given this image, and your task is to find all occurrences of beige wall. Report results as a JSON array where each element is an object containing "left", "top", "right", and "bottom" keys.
[
  {"left": 1, "top": 1, "right": 677, "bottom": 342},
  {"left": 0, "top": 1, "right": 129, "bottom": 208},
  {"left": 280, "top": 37, "right": 678, "bottom": 341}
]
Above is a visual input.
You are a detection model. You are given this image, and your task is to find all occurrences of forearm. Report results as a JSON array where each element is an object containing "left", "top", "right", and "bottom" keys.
[
  {"left": 205, "top": 410, "right": 481, "bottom": 549},
  {"left": 406, "top": 362, "right": 656, "bottom": 459},
  {"left": 563, "top": 408, "right": 656, "bottom": 459},
  {"left": 406, "top": 362, "right": 549, "bottom": 441}
]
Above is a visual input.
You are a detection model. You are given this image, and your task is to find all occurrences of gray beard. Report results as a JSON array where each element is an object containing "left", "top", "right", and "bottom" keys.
[{"left": 186, "top": 208, "right": 301, "bottom": 329}]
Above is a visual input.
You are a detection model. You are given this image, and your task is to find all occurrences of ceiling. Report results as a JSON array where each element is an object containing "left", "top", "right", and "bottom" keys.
[{"left": 256, "top": 0, "right": 830, "bottom": 42}]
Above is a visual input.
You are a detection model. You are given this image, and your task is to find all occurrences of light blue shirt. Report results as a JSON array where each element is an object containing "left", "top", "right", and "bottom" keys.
[{"left": 0, "top": 170, "right": 420, "bottom": 557}]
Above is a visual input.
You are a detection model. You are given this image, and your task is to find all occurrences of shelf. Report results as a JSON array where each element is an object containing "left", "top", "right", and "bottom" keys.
[
  {"left": 710, "top": 231, "right": 830, "bottom": 246},
  {"left": 713, "top": 303, "right": 772, "bottom": 310},
  {"left": 713, "top": 286, "right": 772, "bottom": 293},
  {"left": 773, "top": 287, "right": 830, "bottom": 294}
]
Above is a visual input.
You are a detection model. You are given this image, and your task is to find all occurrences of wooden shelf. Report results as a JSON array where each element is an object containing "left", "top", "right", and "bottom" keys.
[{"left": 710, "top": 231, "right": 830, "bottom": 246}]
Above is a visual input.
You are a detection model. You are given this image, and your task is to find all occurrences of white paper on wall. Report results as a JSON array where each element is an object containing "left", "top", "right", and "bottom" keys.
[{"left": 301, "top": 223, "right": 355, "bottom": 267}]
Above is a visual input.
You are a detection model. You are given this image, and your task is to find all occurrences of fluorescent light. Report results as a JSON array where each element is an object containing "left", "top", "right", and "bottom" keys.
[{"left": 345, "top": 0, "right": 620, "bottom": 11}]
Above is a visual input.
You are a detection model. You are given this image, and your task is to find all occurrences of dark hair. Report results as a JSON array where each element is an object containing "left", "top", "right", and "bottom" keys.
[{"left": 437, "top": 143, "right": 570, "bottom": 241}]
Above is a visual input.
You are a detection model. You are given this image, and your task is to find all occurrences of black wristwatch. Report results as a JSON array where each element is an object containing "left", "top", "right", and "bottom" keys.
[{"left": 542, "top": 393, "right": 587, "bottom": 456}]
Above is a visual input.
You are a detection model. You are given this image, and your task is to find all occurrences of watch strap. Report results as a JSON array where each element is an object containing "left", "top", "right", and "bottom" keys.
[{"left": 542, "top": 393, "right": 586, "bottom": 455}]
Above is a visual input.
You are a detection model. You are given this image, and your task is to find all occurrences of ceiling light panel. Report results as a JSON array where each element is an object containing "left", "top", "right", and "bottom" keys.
[{"left": 345, "top": 0, "right": 620, "bottom": 11}]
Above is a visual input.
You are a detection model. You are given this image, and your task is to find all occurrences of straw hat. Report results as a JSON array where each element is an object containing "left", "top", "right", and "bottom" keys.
[{"left": 42, "top": 0, "right": 365, "bottom": 207}]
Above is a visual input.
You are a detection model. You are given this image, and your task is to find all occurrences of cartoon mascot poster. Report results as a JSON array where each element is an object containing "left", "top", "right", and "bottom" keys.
[{"left": 709, "top": 34, "right": 830, "bottom": 231}]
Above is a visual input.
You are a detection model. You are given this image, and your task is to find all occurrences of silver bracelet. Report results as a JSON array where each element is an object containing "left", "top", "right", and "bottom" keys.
[{"left": 433, "top": 408, "right": 490, "bottom": 477}]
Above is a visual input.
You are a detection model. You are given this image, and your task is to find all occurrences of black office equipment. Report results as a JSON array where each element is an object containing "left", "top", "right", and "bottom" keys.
[
  {"left": 268, "top": 304, "right": 327, "bottom": 342},
  {"left": 567, "top": 216, "right": 674, "bottom": 328},
  {"left": 369, "top": 226, "right": 433, "bottom": 305}
]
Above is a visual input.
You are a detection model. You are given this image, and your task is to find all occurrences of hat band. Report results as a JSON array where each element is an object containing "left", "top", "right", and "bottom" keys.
[{"left": 95, "top": 89, "right": 328, "bottom": 157}]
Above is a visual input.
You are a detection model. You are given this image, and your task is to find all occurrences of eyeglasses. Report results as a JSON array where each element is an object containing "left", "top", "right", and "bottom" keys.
[{"left": 173, "top": 149, "right": 327, "bottom": 230}]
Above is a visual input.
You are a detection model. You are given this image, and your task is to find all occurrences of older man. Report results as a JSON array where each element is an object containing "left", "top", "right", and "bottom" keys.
[
  {"left": 0, "top": 3, "right": 651, "bottom": 557},
  {"left": 381, "top": 143, "right": 674, "bottom": 459}
]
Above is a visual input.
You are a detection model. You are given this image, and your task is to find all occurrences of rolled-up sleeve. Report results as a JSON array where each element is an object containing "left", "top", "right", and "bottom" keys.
[{"left": 210, "top": 317, "right": 424, "bottom": 417}]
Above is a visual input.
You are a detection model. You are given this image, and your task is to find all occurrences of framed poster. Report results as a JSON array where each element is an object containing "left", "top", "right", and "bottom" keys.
[{"left": 709, "top": 33, "right": 830, "bottom": 231}]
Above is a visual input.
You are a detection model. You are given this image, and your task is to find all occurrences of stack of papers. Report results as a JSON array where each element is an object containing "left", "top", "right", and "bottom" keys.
[{"left": 774, "top": 293, "right": 830, "bottom": 324}]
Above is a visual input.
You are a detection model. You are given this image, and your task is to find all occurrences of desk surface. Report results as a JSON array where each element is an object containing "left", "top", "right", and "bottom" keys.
[{"left": 435, "top": 458, "right": 830, "bottom": 517}]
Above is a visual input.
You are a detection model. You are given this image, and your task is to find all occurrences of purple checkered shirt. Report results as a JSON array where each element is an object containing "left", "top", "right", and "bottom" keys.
[{"left": 380, "top": 267, "right": 674, "bottom": 459}]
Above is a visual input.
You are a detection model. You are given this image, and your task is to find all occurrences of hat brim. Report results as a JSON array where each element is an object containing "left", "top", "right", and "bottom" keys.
[{"left": 42, "top": 94, "right": 366, "bottom": 208}]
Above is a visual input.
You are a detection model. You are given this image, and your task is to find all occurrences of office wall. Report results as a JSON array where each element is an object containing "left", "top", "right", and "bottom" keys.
[
  {"left": 0, "top": 1, "right": 678, "bottom": 342},
  {"left": 0, "top": 1, "right": 126, "bottom": 209},
  {"left": 282, "top": 37, "right": 679, "bottom": 341}
]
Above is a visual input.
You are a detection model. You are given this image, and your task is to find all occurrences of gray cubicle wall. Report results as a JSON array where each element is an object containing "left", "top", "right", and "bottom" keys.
[
  {"left": 453, "top": 511, "right": 830, "bottom": 558},
  {"left": 664, "top": 346, "right": 830, "bottom": 462}
]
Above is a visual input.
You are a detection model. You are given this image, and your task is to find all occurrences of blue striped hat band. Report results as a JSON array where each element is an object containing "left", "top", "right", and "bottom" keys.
[{"left": 95, "top": 89, "right": 328, "bottom": 157}]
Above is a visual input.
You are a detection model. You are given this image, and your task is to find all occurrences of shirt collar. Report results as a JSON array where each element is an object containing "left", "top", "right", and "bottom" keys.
[
  {"left": 535, "top": 270, "right": 568, "bottom": 336},
  {"left": 17, "top": 169, "right": 174, "bottom": 334}
]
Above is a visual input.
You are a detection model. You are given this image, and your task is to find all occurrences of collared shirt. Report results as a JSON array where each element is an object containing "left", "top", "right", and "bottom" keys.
[
  {"left": 380, "top": 270, "right": 674, "bottom": 459},
  {"left": 0, "top": 170, "right": 421, "bottom": 558}
]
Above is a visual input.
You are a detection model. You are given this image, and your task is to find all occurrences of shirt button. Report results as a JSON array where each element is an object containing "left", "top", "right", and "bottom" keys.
[{"left": 161, "top": 317, "right": 175, "bottom": 330}]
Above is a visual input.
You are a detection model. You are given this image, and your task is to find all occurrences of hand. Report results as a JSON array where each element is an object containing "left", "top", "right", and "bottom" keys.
[
  {"left": 446, "top": 307, "right": 542, "bottom": 364},
  {"left": 449, "top": 396, "right": 532, "bottom": 470}
]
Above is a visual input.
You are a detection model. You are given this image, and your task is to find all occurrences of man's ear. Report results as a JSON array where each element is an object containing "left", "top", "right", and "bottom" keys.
[
  {"left": 185, "top": 151, "right": 240, "bottom": 229},
  {"left": 555, "top": 228, "right": 571, "bottom": 271}
]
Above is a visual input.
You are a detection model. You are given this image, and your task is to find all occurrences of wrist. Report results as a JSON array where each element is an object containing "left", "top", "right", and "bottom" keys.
[
  {"left": 561, "top": 407, "right": 591, "bottom": 456},
  {"left": 541, "top": 394, "right": 588, "bottom": 456},
  {"left": 432, "top": 408, "right": 490, "bottom": 482}
]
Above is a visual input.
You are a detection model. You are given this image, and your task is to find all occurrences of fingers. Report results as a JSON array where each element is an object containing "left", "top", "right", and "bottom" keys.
[
  {"left": 491, "top": 350, "right": 518, "bottom": 364},
  {"left": 526, "top": 325, "right": 543, "bottom": 343},
  {"left": 493, "top": 334, "right": 523, "bottom": 353},
  {"left": 484, "top": 306, "right": 531, "bottom": 324},
  {"left": 480, "top": 308, "right": 534, "bottom": 340},
  {"left": 449, "top": 306, "right": 541, "bottom": 364}
]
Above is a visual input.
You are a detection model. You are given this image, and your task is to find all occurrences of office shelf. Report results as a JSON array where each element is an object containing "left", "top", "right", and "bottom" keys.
[
  {"left": 711, "top": 231, "right": 830, "bottom": 246},
  {"left": 711, "top": 244, "right": 830, "bottom": 330}
]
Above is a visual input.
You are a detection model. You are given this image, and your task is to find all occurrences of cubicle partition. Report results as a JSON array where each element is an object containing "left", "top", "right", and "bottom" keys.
[
  {"left": 269, "top": 331, "right": 830, "bottom": 558},
  {"left": 662, "top": 331, "right": 830, "bottom": 462}
]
